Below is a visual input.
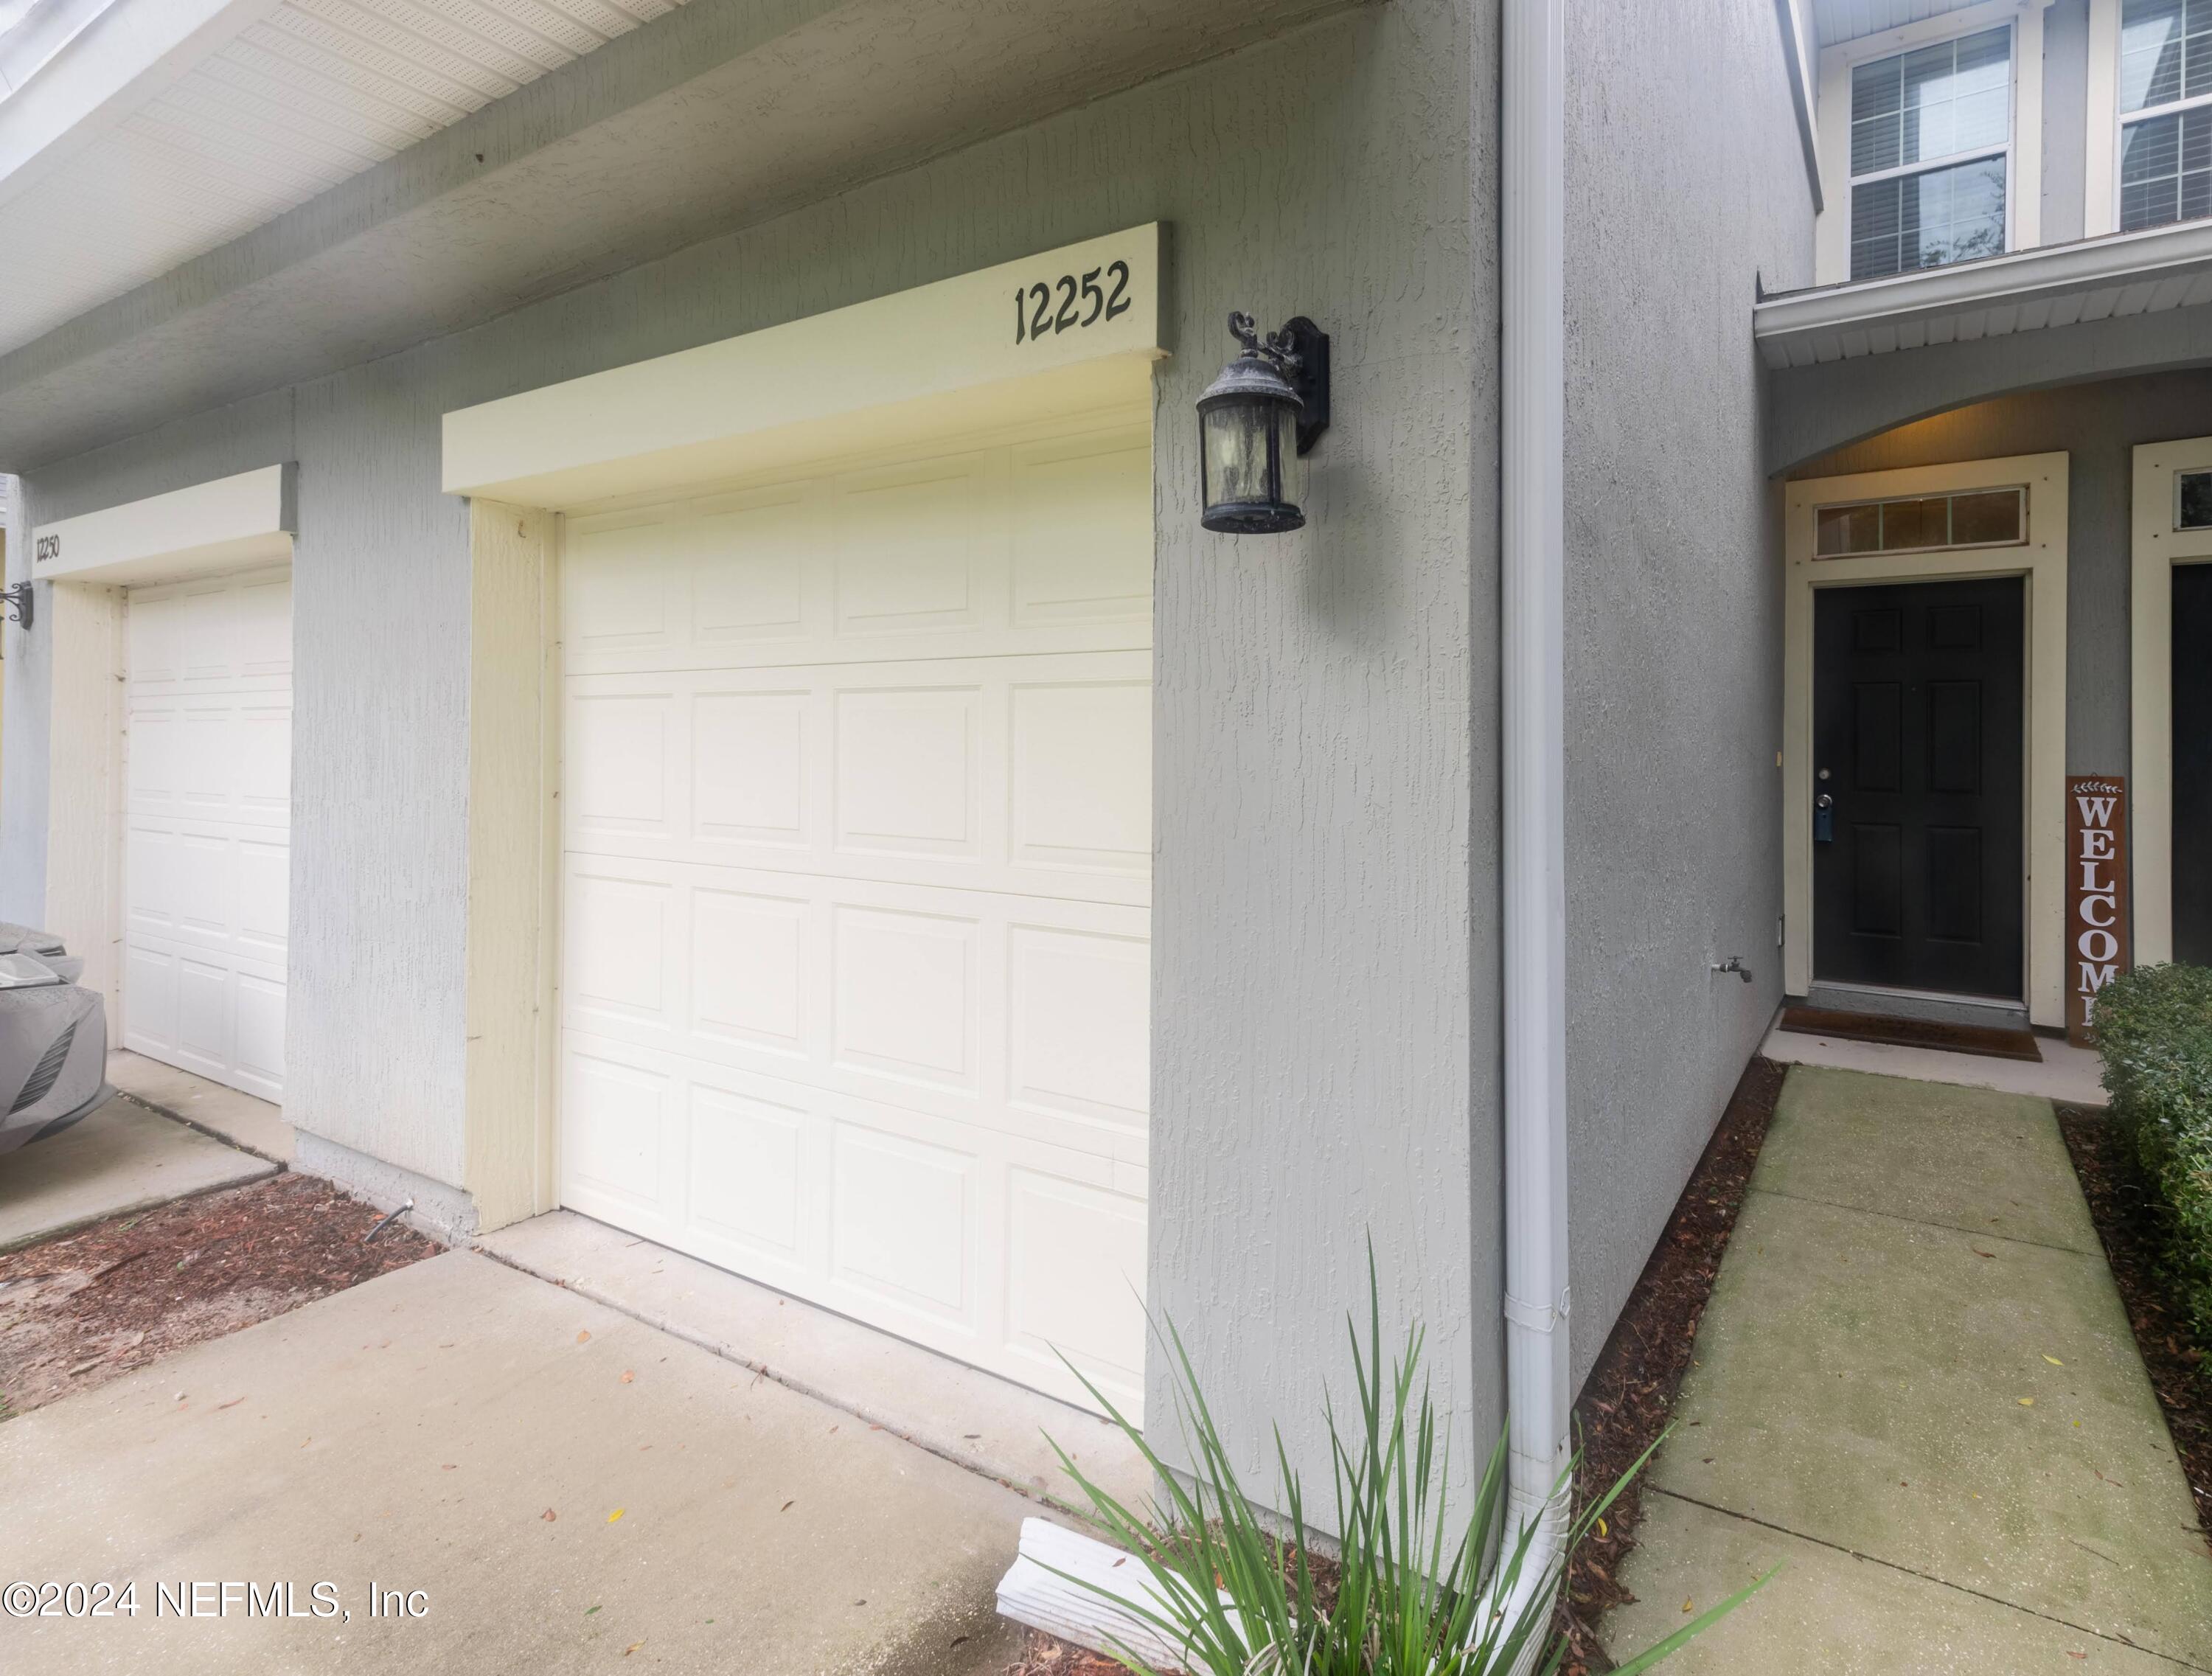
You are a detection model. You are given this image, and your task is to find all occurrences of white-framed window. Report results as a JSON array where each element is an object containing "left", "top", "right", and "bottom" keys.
[
  {"left": 2117, "top": 0, "right": 2212, "bottom": 229},
  {"left": 1846, "top": 25, "right": 2014, "bottom": 280}
]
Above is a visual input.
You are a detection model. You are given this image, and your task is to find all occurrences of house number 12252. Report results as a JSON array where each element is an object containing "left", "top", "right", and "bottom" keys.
[{"left": 1015, "top": 260, "right": 1132, "bottom": 343}]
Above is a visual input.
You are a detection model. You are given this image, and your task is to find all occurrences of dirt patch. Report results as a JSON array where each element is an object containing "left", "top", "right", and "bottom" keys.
[
  {"left": 2055, "top": 1103, "right": 2212, "bottom": 1545},
  {"left": 1553, "top": 1054, "right": 1785, "bottom": 1676},
  {"left": 1001, "top": 1060, "right": 1787, "bottom": 1676},
  {"left": 0, "top": 1172, "right": 437, "bottom": 1420}
]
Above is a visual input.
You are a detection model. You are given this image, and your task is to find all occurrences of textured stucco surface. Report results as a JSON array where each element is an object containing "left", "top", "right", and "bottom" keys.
[
  {"left": 1560, "top": 0, "right": 1812, "bottom": 1387},
  {"left": 0, "top": 2, "right": 1498, "bottom": 1501},
  {"left": 1788, "top": 366, "right": 2212, "bottom": 783}
]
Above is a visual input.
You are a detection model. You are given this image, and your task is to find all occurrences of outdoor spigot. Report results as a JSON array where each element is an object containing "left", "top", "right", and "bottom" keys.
[{"left": 1711, "top": 956, "right": 1752, "bottom": 984}]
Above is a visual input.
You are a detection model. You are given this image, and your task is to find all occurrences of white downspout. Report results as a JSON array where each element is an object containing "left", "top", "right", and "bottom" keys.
[{"left": 1498, "top": 0, "right": 1573, "bottom": 1658}]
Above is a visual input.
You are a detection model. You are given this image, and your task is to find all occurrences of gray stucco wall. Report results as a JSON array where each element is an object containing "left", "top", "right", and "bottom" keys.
[
  {"left": 2042, "top": 0, "right": 2090, "bottom": 247},
  {"left": 1560, "top": 0, "right": 1813, "bottom": 1387},
  {"left": 0, "top": 1, "right": 1498, "bottom": 1501},
  {"left": 1789, "top": 366, "right": 2212, "bottom": 781}
]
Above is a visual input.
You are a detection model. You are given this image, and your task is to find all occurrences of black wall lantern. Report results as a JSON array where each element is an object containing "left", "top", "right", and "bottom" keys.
[
  {"left": 1197, "top": 311, "right": 1329, "bottom": 535},
  {"left": 1, "top": 581, "right": 29, "bottom": 630}
]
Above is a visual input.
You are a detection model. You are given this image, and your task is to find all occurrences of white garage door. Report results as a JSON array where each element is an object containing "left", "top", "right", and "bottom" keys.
[
  {"left": 122, "top": 568, "right": 293, "bottom": 1102},
  {"left": 560, "top": 418, "right": 1152, "bottom": 1417}
]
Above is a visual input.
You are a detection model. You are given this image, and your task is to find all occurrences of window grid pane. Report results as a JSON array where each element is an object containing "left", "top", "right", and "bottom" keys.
[
  {"left": 1812, "top": 488, "right": 2024, "bottom": 559},
  {"left": 1851, "top": 27, "right": 2011, "bottom": 178},
  {"left": 2121, "top": 105, "right": 2212, "bottom": 229},
  {"left": 2178, "top": 470, "right": 2212, "bottom": 529},
  {"left": 2121, "top": 0, "right": 2212, "bottom": 113},
  {"left": 1850, "top": 156, "right": 2008, "bottom": 280}
]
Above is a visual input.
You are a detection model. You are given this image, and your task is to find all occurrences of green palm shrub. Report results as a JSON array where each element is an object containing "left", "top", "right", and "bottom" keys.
[
  {"left": 2095, "top": 962, "right": 2212, "bottom": 1344},
  {"left": 1045, "top": 1258, "right": 1765, "bottom": 1675}
]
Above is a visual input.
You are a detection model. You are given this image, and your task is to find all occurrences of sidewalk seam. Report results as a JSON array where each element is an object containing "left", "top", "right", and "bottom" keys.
[
  {"left": 1646, "top": 1485, "right": 2212, "bottom": 1673},
  {"left": 1745, "top": 1183, "right": 2102, "bottom": 1258}
]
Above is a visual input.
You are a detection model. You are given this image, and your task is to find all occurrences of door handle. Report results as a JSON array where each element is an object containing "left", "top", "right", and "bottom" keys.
[{"left": 1815, "top": 793, "right": 1834, "bottom": 844}]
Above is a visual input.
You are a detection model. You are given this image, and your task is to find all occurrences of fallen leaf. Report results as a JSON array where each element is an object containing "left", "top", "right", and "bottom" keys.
[
  {"left": 620, "top": 1370, "right": 636, "bottom": 1384},
  {"left": 441, "top": 1464, "right": 458, "bottom": 1471},
  {"left": 2044, "top": 1355, "right": 2065, "bottom": 1366},
  {"left": 780, "top": 1499, "right": 795, "bottom": 1512},
  {"left": 215, "top": 1397, "right": 245, "bottom": 1411},
  {"left": 624, "top": 1643, "right": 644, "bottom": 1656},
  {"left": 1972, "top": 1248, "right": 1998, "bottom": 1259},
  {"left": 1681, "top": 1599, "right": 1694, "bottom": 1614},
  {"left": 2017, "top": 1397, "right": 2036, "bottom": 1407},
  {"left": 542, "top": 1509, "right": 558, "bottom": 1522},
  {"left": 1596, "top": 1516, "right": 1607, "bottom": 1539},
  {"left": 577, "top": 1330, "right": 591, "bottom": 1344},
  {"left": 585, "top": 1605, "right": 602, "bottom": 1616},
  {"left": 2067, "top": 1652, "right": 2087, "bottom": 1661},
  {"left": 608, "top": 1508, "right": 625, "bottom": 1523}
]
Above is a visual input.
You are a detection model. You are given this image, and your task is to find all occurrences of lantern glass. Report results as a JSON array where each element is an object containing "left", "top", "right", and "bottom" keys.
[{"left": 1200, "top": 394, "right": 1303, "bottom": 532}]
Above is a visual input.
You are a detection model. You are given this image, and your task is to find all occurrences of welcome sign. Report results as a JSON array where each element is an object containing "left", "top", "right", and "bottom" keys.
[{"left": 2067, "top": 774, "right": 2130, "bottom": 1047}]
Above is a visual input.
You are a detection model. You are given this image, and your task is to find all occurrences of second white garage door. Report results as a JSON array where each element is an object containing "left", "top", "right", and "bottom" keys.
[
  {"left": 559, "top": 417, "right": 1152, "bottom": 1417},
  {"left": 122, "top": 568, "right": 293, "bottom": 1102}
]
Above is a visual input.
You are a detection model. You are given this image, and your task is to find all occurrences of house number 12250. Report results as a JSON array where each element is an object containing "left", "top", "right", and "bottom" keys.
[{"left": 1015, "top": 260, "right": 1132, "bottom": 343}]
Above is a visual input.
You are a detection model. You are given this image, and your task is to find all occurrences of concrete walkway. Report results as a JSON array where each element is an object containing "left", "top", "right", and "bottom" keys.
[
  {"left": 1604, "top": 1065, "right": 2212, "bottom": 1673},
  {"left": 0, "top": 1249, "right": 1034, "bottom": 1675}
]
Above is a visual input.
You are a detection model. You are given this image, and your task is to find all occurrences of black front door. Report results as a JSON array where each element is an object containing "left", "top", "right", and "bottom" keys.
[
  {"left": 2176, "top": 563, "right": 2212, "bottom": 967},
  {"left": 1813, "top": 577, "right": 2025, "bottom": 998}
]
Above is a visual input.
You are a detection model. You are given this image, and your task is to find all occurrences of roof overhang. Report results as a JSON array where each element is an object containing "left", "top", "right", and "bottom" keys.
[{"left": 1755, "top": 221, "right": 2212, "bottom": 370}]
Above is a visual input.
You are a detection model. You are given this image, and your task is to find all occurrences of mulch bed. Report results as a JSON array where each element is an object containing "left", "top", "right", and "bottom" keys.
[
  {"left": 1003, "top": 1057, "right": 1788, "bottom": 1676},
  {"left": 0, "top": 1171, "right": 437, "bottom": 1420},
  {"left": 2054, "top": 1104, "right": 2212, "bottom": 1544}
]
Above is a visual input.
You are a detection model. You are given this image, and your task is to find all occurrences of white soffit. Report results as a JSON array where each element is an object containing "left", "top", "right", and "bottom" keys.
[
  {"left": 30, "top": 462, "right": 295, "bottom": 584},
  {"left": 0, "top": 0, "right": 688, "bottom": 358},
  {"left": 444, "top": 224, "right": 1166, "bottom": 510},
  {"left": 1755, "top": 220, "right": 2212, "bottom": 368},
  {"left": 1811, "top": 0, "right": 1994, "bottom": 46}
]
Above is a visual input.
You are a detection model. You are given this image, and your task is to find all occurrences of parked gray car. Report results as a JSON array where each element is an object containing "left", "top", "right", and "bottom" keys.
[{"left": 0, "top": 923, "right": 111, "bottom": 1155}]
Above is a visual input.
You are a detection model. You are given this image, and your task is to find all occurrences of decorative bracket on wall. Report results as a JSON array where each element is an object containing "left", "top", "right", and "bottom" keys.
[{"left": 1, "top": 581, "right": 29, "bottom": 630}]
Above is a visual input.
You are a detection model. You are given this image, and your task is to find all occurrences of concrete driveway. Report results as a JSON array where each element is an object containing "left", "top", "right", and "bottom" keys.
[{"left": 0, "top": 1249, "right": 1035, "bottom": 1675}]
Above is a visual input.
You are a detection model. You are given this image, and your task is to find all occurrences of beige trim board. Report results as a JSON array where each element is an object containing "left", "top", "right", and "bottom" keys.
[
  {"left": 442, "top": 225, "right": 1165, "bottom": 510},
  {"left": 1783, "top": 452, "right": 2070, "bottom": 1027},
  {"left": 2129, "top": 437, "right": 2212, "bottom": 966},
  {"left": 29, "top": 463, "right": 294, "bottom": 587},
  {"left": 461, "top": 499, "right": 559, "bottom": 1232}
]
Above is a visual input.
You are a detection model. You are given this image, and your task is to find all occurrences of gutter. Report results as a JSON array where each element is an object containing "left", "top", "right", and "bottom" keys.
[{"left": 1497, "top": 0, "right": 1573, "bottom": 1656}]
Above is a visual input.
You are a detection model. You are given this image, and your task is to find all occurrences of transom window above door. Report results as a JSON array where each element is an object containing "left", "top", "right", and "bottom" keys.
[
  {"left": 2119, "top": 0, "right": 2212, "bottom": 230},
  {"left": 1848, "top": 26, "right": 2013, "bottom": 281}
]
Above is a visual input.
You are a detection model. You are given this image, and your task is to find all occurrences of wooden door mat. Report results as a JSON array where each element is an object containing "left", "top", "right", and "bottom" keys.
[{"left": 1779, "top": 1004, "right": 2043, "bottom": 1062}]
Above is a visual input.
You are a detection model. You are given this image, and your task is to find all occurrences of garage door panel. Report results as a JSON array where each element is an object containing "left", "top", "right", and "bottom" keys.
[
  {"left": 832, "top": 686, "right": 981, "bottom": 860},
  {"left": 563, "top": 858, "right": 1144, "bottom": 1147},
  {"left": 830, "top": 905, "right": 980, "bottom": 1092},
  {"left": 689, "top": 887, "right": 812, "bottom": 1057},
  {"left": 563, "top": 872, "right": 674, "bottom": 1026},
  {"left": 831, "top": 1120, "right": 978, "bottom": 1327},
  {"left": 693, "top": 691, "right": 810, "bottom": 846},
  {"left": 1007, "top": 925, "right": 1150, "bottom": 1130},
  {"left": 688, "top": 1082, "right": 813, "bottom": 1265},
  {"left": 565, "top": 653, "right": 1150, "bottom": 905},
  {"left": 1009, "top": 681, "right": 1152, "bottom": 874},
  {"left": 562, "top": 423, "right": 1149, "bottom": 1417},
  {"left": 562, "top": 1046, "right": 673, "bottom": 1219},
  {"left": 1004, "top": 1168, "right": 1147, "bottom": 1388},
  {"left": 568, "top": 692, "right": 674, "bottom": 833},
  {"left": 1012, "top": 429, "right": 1152, "bottom": 627}
]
